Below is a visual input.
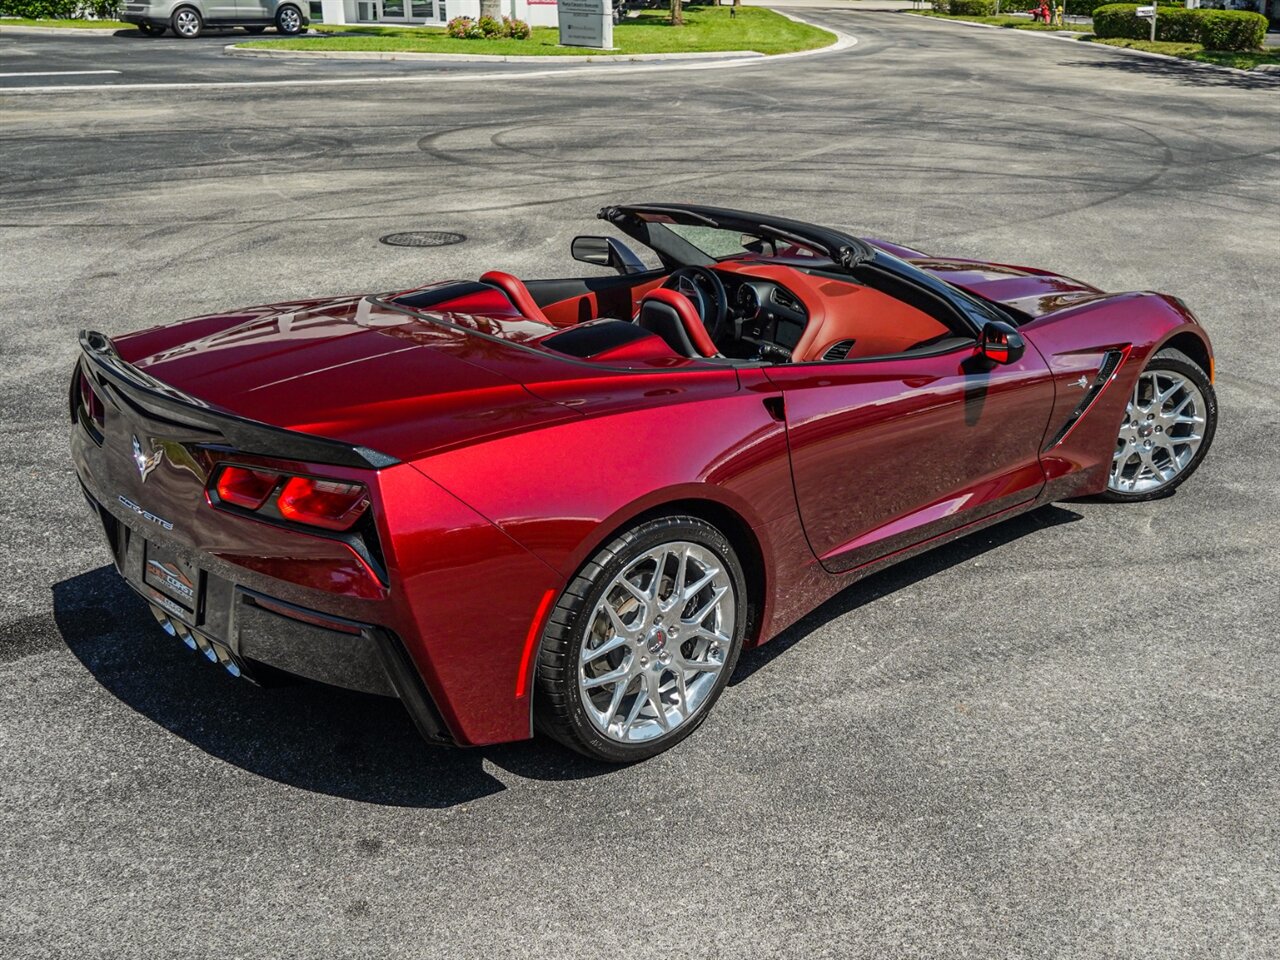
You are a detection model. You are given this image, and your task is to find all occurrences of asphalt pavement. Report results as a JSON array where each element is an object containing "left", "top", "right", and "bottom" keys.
[{"left": 2, "top": 9, "right": 1278, "bottom": 959}]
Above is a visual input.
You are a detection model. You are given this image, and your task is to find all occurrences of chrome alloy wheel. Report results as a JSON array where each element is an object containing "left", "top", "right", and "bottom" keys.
[
  {"left": 173, "top": 8, "right": 200, "bottom": 37},
  {"left": 277, "top": 6, "right": 302, "bottom": 32},
  {"left": 577, "top": 541, "right": 735, "bottom": 744},
  {"left": 1109, "top": 369, "right": 1206, "bottom": 495}
]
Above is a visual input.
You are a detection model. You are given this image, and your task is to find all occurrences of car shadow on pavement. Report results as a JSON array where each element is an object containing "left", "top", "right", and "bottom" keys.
[
  {"left": 52, "top": 506, "right": 1081, "bottom": 805},
  {"left": 1064, "top": 55, "right": 1280, "bottom": 91},
  {"left": 730, "top": 504, "right": 1084, "bottom": 686},
  {"left": 52, "top": 566, "right": 618, "bottom": 808}
]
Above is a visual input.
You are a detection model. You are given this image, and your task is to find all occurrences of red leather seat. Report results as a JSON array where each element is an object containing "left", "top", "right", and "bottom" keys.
[
  {"left": 480, "top": 271, "right": 550, "bottom": 325},
  {"left": 637, "top": 288, "right": 719, "bottom": 358}
]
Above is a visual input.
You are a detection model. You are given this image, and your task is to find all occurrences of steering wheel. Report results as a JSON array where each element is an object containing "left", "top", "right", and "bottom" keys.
[{"left": 662, "top": 266, "right": 729, "bottom": 345}]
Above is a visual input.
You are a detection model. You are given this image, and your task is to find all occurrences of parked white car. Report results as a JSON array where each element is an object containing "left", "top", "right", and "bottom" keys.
[{"left": 119, "top": 0, "right": 309, "bottom": 38}]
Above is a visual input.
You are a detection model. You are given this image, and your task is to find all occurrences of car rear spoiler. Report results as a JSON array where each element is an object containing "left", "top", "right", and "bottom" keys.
[{"left": 78, "top": 330, "right": 400, "bottom": 470}]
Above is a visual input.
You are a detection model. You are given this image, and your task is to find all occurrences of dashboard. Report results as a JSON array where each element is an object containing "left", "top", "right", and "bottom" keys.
[{"left": 723, "top": 275, "right": 808, "bottom": 362}]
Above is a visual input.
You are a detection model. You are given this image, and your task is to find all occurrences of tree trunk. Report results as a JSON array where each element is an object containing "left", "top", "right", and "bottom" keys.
[
  {"left": 480, "top": 0, "right": 501, "bottom": 19},
  {"left": 671, "top": 0, "right": 684, "bottom": 26}
]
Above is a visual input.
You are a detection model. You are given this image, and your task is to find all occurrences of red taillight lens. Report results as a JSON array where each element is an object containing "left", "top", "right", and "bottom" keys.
[
  {"left": 79, "top": 371, "right": 104, "bottom": 429},
  {"left": 276, "top": 476, "right": 369, "bottom": 531},
  {"left": 214, "top": 465, "right": 281, "bottom": 510}
]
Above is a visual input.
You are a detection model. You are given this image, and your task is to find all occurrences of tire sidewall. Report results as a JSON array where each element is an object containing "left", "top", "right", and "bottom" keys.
[
  {"left": 551, "top": 517, "right": 747, "bottom": 764},
  {"left": 1106, "top": 348, "right": 1218, "bottom": 502}
]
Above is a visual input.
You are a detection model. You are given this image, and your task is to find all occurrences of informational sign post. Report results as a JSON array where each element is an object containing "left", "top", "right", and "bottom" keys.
[{"left": 559, "top": 0, "right": 614, "bottom": 50}]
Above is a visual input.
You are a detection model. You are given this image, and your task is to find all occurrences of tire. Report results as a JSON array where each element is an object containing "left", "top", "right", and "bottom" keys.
[
  {"left": 1101, "top": 346, "right": 1217, "bottom": 502},
  {"left": 275, "top": 4, "right": 304, "bottom": 35},
  {"left": 170, "top": 6, "right": 203, "bottom": 38},
  {"left": 534, "top": 515, "right": 748, "bottom": 763},
  {"left": 244, "top": 25, "right": 267, "bottom": 33}
]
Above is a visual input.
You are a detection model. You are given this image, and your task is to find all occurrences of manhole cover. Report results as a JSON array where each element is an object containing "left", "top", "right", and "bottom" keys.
[{"left": 379, "top": 231, "right": 466, "bottom": 248}]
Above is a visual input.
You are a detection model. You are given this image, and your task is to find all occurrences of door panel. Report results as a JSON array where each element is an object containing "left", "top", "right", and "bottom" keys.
[{"left": 765, "top": 344, "right": 1055, "bottom": 573}]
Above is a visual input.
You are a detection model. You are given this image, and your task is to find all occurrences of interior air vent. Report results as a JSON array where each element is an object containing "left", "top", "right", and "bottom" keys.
[
  {"left": 822, "top": 340, "right": 856, "bottom": 361},
  {"left": 771, "top": 287, "right": 802, "bottom": 312}
]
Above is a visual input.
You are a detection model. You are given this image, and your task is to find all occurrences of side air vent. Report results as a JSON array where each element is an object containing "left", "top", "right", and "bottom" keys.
[
  {"left": 823, "top": 340, "right": 856, "bottom": 361},
  {"left": 1044, "top": 349, "right": 1126, "bottom": 450},
  {"left": 771, "top": 286, "right": 803, "bottom": 313}
]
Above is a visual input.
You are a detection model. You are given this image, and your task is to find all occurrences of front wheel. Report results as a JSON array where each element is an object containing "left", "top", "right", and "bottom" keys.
[
  {"left": 1103, "top": 346, "right": 1217, "bottom": 501},
  {"left": 170, "top": 6, "right": 203, "bottom": 38},
  {"left": 534, "top": 516, "right": 747, "bottom": 763},
  {"left": 275, "top": 5, "right": 304, "bottom": 34}
]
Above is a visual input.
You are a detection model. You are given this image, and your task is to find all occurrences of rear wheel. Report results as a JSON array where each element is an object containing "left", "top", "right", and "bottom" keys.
[
  {"left": 1103, "top": 347, "right": 1216, "bottom": 501},
  {"left": 534, "top": 515, "right": 747, "bottom": 763},
  {"left": 170, "top": 6, "right": 203, "bottom": 38},
  {"left": 275, "top": 4, "right": 304, "bottom": 34}
]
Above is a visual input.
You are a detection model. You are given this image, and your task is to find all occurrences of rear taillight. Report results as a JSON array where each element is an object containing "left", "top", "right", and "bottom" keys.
[
  {"left": 214, "top": 465, "right": 280, "bottom": 510},
  {"left": 208, "top": 464, "right": 369, "bottom": 532},
  {"left": 277, "top": 476, "right": 369, "bottom": 531},
  {"left": 78, "top": 370, "right": 105, "bottom": 432}
]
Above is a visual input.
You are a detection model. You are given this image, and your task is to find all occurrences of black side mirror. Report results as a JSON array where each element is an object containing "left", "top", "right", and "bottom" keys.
[
  {"left": 979, "top": 320, "right": 1026, "bottom": 365},
  {"left": 571, "top": 235, "right": 647, "bottom": 276}
]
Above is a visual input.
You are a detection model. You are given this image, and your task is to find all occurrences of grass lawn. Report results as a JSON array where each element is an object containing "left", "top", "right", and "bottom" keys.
[
  {"left": 906, "top": 11, "right": 1091, "bottom": 32},
  {"left": 1084, "top": 36, "right": 1280, "bottom": 70},
  {"left": 0, "top": 17, "right": 130, "bottom": 28},
  {"left": 247, "top": 7, "right": 834, "bottom": 56}
]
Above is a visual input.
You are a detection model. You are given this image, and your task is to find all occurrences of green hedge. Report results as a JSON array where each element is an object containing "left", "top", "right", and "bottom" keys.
[
  {"left": 1093, "top": 4, "right": 1267, "bottom": 49},
  {"left": 0, "top": 0, "right": 120, "bottom": 16}
]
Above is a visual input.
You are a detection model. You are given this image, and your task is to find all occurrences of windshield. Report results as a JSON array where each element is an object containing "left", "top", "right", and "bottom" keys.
[{"left": 659, "top": 222, "right": 824, "bottom": 261}]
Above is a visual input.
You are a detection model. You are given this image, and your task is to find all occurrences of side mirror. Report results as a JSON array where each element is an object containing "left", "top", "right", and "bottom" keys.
[
  {"left": 571, "top": 235, "right": 647, "bottom": 276},
  {"left": 978, "top": 320, "right": 1026, "bottom": 365}
]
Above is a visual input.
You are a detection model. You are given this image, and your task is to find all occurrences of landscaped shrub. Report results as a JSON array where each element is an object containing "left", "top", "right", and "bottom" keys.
[
  {"left": 446, "top": 15, "right": 484, "bottom": 38},
  {"left": 0, "top": 0, "right": 78, "bottom": 17},
  {"left": 1060, "top": 0, "right": 1177, "bottom": 14},
  {"left": 1092, "top": 3, "right": 1266, "bottom": 48},
  {"left": 502, "top": 15, "right": 531, "bottom": 39},
  {"left": 475, "top": 14, "right": 502, "bottom": 36},
  {"left": 950, "top": 0, "right": 997, "bottom": 15},
  {"left": 1197, "top": 9, "right": 1268, "bottom": 49}
]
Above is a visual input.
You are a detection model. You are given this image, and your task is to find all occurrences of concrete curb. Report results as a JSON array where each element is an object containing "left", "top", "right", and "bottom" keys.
[
  {"left": 901, "top": 11, "right": 1278, "bottom": 78},
  {"left": 225, "top": 44, "right": 766, "bottom": 64},
  {"left": 0, "top": 23, "right": 125, "bottom": 35}
]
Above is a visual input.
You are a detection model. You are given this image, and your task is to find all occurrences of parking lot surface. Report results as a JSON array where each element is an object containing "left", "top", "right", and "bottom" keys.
[{"left": 2, "top": 9, "right": 1278, "bottom": 958}]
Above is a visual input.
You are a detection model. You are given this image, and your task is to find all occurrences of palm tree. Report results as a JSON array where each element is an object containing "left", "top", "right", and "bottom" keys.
[
  {"left": 480, "top": 0, "right": 500, "bottom": 19},
  {"left": 671, "top": 0, "right": 684, "bottom": 26}
]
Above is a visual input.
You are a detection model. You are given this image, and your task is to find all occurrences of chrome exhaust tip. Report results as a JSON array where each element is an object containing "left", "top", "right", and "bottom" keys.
[{"left": 148, "top": 604, "right": 244, "bottom": 678}]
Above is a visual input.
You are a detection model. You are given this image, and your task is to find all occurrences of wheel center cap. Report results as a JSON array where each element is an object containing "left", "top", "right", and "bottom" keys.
[
  {"left": 1138, "top": 423, "right": 1154, "bottom": 439},
  {"left": 647, "top": 629, "right": 667, "bottom": 655}
]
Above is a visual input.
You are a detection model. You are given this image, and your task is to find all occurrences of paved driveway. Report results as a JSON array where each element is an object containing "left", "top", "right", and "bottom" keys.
[{"left": 1, "top": 10, "right": 1278, "bottom": 958}]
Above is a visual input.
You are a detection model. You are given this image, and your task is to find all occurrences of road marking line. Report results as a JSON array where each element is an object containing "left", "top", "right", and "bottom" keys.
[{"left": 0, "top": 69, "right": 122, "bottom": 77}]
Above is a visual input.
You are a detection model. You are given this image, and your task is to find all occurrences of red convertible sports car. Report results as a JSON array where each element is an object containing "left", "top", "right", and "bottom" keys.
[{"left": 70, "top": 204, "right": 1217, "bottom": 762}]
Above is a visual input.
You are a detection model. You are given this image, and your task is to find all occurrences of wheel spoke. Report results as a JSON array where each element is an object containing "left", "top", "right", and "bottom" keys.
[
  {"left": 582, "top": 663, "right": 630, "bottom": 690},
  {"left": 582, "top": 632, "right": 629, "bottom": 663},
  {"left": 684, "top": 585, "right": 728, "bottom": 628},
  {"left": 647, "top": 676, "right": 670, "bottom": 731}
]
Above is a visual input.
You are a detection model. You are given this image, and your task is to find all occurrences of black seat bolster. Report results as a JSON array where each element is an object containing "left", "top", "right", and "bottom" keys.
[
  {"left": 539, "top": 319, "right": 655, "bottom": 359},
  {"left": 637, "top": 300, "right": 700, "bottom": 358}
]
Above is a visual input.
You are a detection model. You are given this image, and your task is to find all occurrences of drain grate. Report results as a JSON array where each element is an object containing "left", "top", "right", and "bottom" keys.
[{"left": 379, "top": 231, "right": 467, "bottom": 248}]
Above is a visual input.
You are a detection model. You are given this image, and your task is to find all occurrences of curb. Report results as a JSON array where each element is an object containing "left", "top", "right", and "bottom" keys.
[
  {"left": 225, "top": 44, "right": 765, "bottom": 63},
  {"left": 901, "top": 11, "right": 1278, "bottom": 78},
  {"left": 0, "top": 23, "right": 125, "bottom": 35}
]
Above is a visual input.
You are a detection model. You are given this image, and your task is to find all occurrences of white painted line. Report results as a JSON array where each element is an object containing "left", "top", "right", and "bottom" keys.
[
  {"left": 0, "top": 69, "right": 121, "bottom": 77},
  {"left": 0, "top": 11, "right": 856, "bottom": 94}
]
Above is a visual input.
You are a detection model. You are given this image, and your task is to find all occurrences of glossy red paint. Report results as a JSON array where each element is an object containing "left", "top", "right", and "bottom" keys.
[{"left": 70, "top": 223, "right": 1215, "bottom": 749}]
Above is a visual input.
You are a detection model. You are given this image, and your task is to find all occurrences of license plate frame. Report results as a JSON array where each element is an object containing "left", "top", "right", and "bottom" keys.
[{"left": 142, "top": 539, "right": 202, "bottom": 620}]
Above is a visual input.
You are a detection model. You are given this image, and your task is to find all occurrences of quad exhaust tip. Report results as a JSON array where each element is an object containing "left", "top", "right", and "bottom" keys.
[{"left": 147, "top": 603, "right": 242, "bottom": 678}]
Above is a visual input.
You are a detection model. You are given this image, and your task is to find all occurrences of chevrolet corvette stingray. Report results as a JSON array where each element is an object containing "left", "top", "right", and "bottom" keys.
[{"left": 70, "top": 204, "right": 1217, "bottom": 762}]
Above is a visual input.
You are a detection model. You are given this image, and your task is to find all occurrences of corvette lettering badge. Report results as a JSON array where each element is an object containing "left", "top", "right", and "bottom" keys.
[
  {"left": 132, "top": 434, "right": 161, "bottom": 481},
  {"left": 118, "top": 495, "right": 174, "bottom": 531}
]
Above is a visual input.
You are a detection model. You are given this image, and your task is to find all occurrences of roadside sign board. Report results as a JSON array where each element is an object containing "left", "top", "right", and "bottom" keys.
[
  {"left": 559, "top": 0, "right": 614, "bottom": 49},
  {"left": 1135, "top": 5, "right": 1155, "bottom": 15}
]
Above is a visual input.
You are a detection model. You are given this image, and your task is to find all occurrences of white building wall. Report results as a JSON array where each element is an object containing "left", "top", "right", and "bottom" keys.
[{"left": 525, "top": 0, "right": 558, "bottom": 26}]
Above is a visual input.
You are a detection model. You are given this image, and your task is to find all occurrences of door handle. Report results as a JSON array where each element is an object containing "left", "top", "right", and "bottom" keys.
[{"left": 762, "top": 396, "right": 785, "bottom": 422}]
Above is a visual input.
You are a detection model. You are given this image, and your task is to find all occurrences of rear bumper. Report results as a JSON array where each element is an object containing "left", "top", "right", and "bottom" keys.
[{"left": 79, "top": 482, "right": 453, "bottom": 746}]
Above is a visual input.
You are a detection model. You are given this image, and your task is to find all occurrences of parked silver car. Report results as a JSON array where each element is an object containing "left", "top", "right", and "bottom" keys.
[{"left": 120, "top": 0, "right": 309, "bottom": 39}]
